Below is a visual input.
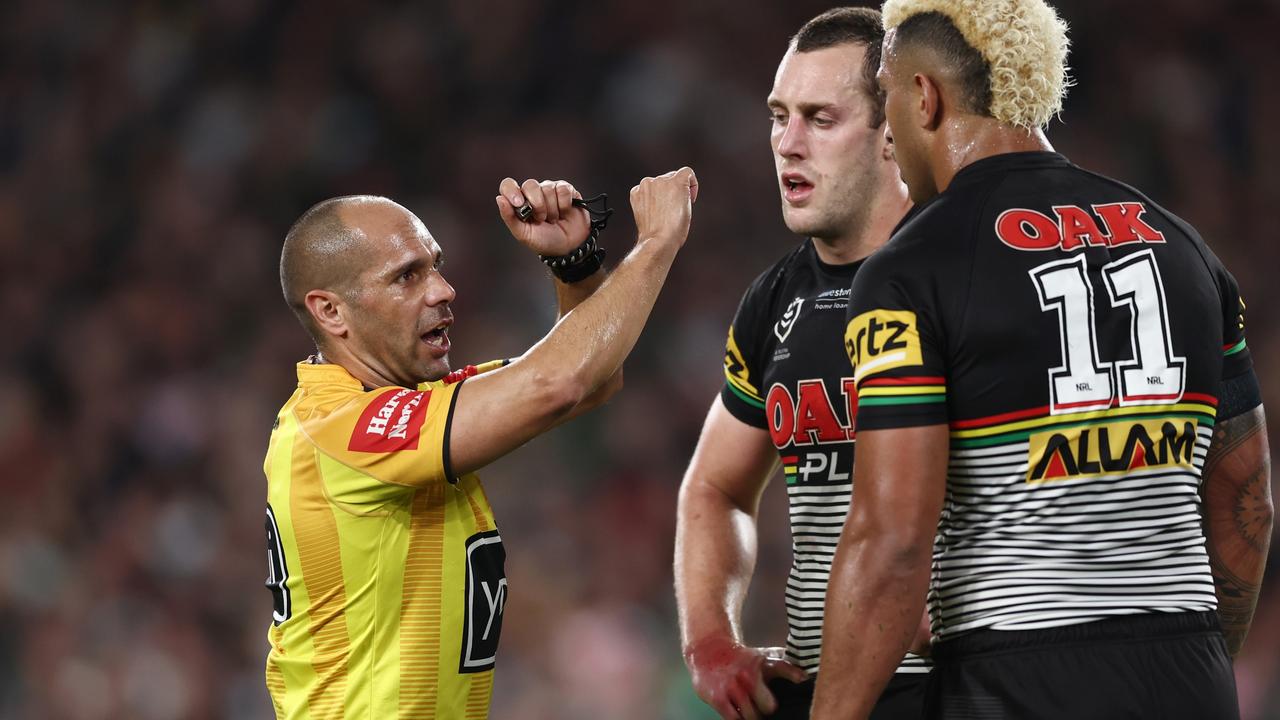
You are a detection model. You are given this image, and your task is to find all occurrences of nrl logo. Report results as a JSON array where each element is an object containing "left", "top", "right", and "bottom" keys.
[{"left": 775, "top": 297, "right": 804, "bottom": 343}]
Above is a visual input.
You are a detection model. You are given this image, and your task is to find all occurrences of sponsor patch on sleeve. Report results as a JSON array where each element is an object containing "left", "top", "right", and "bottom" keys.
[
  {"left": 348, "top": 388, "right": 431, "bottom": 453},
  {"left": 845, "top": 309, "right": 923, "bottom": 383}
]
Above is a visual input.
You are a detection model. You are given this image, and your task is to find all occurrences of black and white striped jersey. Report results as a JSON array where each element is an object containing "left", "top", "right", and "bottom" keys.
[
  {"left": 844, "top": 152, "right": 1252, "bottom": 639},
  {"left": 721, "top": 240, "right": 929, "bottom": 675}
]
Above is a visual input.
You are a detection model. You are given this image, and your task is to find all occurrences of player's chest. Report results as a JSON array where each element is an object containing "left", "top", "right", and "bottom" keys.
[{"left": 758, "top": 287, "right": 858, "bottom": 453}]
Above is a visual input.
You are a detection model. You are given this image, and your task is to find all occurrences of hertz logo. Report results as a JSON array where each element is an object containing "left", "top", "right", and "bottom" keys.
[
  {"left": 1027, "top": 418, "right": 1198, "bottom": 484},
  {"left": 845, "top": 309, "right": 922, "bottom": 382}
]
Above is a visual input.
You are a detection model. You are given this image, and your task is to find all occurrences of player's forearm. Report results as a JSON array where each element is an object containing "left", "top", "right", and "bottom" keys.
[
  {"left": 675, "top": 480, "right": 759, "bottom": 654},
  {"left": 522, "top": 236, "right": 679, "bottom": 404},
  {"left": 1201, "top": 405, "right": 1272, "bottom": 656},
  {"left": 811, "top": 521, "right": 931, "bottom": 720}
]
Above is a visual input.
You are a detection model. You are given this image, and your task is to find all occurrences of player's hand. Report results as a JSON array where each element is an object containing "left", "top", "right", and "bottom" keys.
[
  {"left": 909, "top": 605, "right": 933, "bottom": 657},
  {"left": 495, "top": 178, "right": 591, "bottom": 256},
  {"left": 685, "top": 635, "right": 806, "bottom": 720},
  {"left": 630, "top": 166, "right": 698, "bottom": 249}
]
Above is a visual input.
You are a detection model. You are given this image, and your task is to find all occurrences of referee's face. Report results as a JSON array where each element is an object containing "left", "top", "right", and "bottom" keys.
[
  {"left": 769, "top": 42, "right": 884, "bottom": 243},
  {"left": 345, "top": 207, "right": 457, "bottom": 386}
]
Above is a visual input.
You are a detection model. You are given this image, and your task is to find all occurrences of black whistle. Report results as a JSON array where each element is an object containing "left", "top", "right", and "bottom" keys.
[{"left": 515, "top": 197, "right": 596, "bottom": 223}]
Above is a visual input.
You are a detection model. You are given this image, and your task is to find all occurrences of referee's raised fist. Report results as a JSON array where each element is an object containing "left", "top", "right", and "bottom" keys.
[{"left": 630, "top": 166, "right": 698, "bottom": 248}]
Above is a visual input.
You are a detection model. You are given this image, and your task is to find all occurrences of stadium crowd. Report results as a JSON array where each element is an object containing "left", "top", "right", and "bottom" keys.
[{"left": 0, "top": 1, "right": 1276, "bottom": 717}]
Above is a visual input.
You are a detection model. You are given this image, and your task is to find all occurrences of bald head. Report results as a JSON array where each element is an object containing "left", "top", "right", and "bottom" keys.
[{"left": 280, "top": 195, "right": 424, "bottom": 344}]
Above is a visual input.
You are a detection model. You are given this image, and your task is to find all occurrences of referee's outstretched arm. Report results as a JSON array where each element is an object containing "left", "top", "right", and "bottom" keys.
[
  {"left": 1201, "top": 391, "right": 1272, "bottom": 657},
  {"left": 448, "top": 168, "right": 698, "bottom": 478}
]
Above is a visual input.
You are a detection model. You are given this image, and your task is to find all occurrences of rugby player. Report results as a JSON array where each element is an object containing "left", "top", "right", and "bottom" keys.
[
  {"left": 263, "top": 169, "right": 697, "bottom": 718},
  {"left": 811, "top": 1, "right": 1270, "bottom": 718},
  {"left": 673, "top": 9, "right": 924, "bottom": 719}
]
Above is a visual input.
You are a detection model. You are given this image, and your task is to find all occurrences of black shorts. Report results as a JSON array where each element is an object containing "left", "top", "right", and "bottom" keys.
[
  {"left": 766, "top": 671, "right": 928, "bottom": 719},
  {"left": 926, "top": 611, "right": 1238, "bottom": 720}
]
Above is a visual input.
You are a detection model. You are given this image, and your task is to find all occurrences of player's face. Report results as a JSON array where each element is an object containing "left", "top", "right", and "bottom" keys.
[
  {"left": 346, "top": 213, "right": 456, "bottom": 386},
  {"left": 769, "top": 43, "right": 884, "bottom": 241},
  {"left": 878, "top": 31, "right": 936, "bottom": 203}
]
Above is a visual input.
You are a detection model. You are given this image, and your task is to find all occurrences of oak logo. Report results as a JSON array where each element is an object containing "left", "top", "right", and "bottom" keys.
[
  {"left": 845, "top": 309, "right": 922, "bottom": 382},
  {"left": 996, "top": 202, "right": 1166, "bottom": 252},
  {"left": 1027, "top": 418, "right": 1197, "bottom": 484},
  {"left": 460, "top": 530, "right": 507, "bottom": 673},
  {"left": 775, "top": 297, "right": 804, "bottom": 343},
  {"left": 766, "top": 378, "right": 857, "bottom": 449},
  {"left": 347, "top": 388, "right": 430, "bottom": 453}
]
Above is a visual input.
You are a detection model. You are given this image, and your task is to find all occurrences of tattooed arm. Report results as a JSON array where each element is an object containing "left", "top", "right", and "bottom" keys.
[{"left": 1201, "top": 404, "right": 1272, "bottom": 657}]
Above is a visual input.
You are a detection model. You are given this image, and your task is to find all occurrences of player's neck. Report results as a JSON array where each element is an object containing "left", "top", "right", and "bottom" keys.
[
  {"left": 811, "top": 173, "right": 912, "bottom": 265},
  {"left": 933, "top": 119, "right": 1054, "bottom": 195}
]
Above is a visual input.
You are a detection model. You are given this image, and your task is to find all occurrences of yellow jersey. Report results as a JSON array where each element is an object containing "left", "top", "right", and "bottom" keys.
[{"left": 263, "top": 360, "right": 506, "bottom": 719}]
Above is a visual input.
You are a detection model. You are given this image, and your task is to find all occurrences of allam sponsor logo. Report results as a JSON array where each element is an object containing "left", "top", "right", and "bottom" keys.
[{"left": 1026, "top": 417, "right": 1197, "bottom": 483}]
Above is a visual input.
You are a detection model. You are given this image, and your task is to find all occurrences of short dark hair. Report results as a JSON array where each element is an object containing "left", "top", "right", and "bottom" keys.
[
  {"left": 791, "top": 7, "right": 886, "bottom": 127},
  {"left": 280, "top": 196, "right": 366, "bottom": 346},
  {"left": 894, "top": 11, "right": 993, "bottom": 118}
]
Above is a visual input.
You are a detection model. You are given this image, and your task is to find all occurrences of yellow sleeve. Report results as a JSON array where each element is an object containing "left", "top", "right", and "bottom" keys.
[{"left": 299, "top": 381, "right": 461, "bottom": 489}]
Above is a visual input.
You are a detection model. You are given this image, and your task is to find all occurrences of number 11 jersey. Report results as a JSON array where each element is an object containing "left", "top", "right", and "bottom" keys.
[{"left": 845, "top": 151, "right": 1252, "bottom": 639}]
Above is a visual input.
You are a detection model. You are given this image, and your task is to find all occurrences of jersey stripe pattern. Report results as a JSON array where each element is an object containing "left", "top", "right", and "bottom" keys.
[
  {"left": 721, "top": 242, "right": 928, "bottom": 675},
  {"left": 846, "top": 152, "right": 1253, "bottom": 640},
  {"left": 264, "top": 361, "right": 507, "bottom": 718}
]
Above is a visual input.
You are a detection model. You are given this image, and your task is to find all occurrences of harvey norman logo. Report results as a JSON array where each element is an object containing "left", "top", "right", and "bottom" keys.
[
  {"left": 1027, "top": 418, "right": 1197, "bottom": 484},
  {"left": 348, "top": 388, "right": 431, "bottom": 452}
]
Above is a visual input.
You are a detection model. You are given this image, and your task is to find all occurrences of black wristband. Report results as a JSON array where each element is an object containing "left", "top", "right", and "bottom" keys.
[
  {"left": 538, "top": 193, "right": 613, "bottom": 283},
  {"left": 549, "top": 246, "right": 606, "bottom": 283}
]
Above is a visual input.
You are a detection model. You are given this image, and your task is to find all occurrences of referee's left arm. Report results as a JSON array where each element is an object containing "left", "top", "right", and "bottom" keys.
[{"left": 495, "top": 177, "right": 621, "bottom": 417}]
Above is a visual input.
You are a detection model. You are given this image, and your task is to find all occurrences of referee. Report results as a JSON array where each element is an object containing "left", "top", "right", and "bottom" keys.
[
  {"left": 811, "top": 1, "right": 1270, "bottom": 718},
  {"left": 263, "top": 169, "right": 697, "bottom": 718}
]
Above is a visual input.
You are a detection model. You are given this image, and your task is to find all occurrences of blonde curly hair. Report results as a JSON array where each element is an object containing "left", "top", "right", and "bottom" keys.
[{"left": 882, "top": 0, "right": 1071, "bottom": 130}]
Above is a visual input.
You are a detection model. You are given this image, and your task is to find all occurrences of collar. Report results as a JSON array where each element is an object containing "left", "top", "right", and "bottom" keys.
[
  {"left": 949, "top": 151, "right": 1072, "bottom": 189},
  {"left": 295, "top": 360, "right": 365, "bottom": 390}
]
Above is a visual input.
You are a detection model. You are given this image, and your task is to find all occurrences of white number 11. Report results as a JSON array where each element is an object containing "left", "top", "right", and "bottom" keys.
[{"left": 1030, "top": 249, "right": 1185, "bottom": 414}]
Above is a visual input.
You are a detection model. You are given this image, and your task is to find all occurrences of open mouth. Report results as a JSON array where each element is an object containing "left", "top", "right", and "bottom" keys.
[
  {"left": 781, "top": 173, "right": 814, "bottom": 203},
  {"left": 421, "top": 319, "right": 451, "bottom": 353}
]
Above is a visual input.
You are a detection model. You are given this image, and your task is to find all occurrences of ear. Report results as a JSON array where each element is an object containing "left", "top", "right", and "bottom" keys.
[
  {"left": 880, "top": 125, "right": 895, "bottom": 162},
  {"left": 305, "top": 289, "right": 349, "bottom": 341},
  {"left": 914, "top": 73, "right": 943, "bottom": 131}
]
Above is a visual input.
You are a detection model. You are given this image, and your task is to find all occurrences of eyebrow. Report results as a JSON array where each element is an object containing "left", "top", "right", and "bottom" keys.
[
  {"left": 387, "top": 256, "right": 427, "bottom": 281},
  {"left": 771, "top": 100, "right": 841, "bottom": 116}
]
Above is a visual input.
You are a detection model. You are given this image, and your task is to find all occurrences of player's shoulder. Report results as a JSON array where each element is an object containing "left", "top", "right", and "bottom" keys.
[
  {"left": 746, "top": 241, "right": 810, "bottom": 292},
  {"left": 736, "top": 240, "right": 812, "bottom": 310},
  {"left": 860, "top": 197, "right": 968, "bottom": 282},
  {"left": 1073, "top": 164, "right": 1227, "bottom": 274}
]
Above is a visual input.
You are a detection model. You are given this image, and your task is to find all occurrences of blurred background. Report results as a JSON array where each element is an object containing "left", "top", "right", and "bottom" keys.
[{"left": 1, "top": 0, "right": 1277, "bottom": 718}]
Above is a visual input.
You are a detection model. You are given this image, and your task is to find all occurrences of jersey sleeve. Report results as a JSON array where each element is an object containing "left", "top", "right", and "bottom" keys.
[
  {"left": 720, "top": 277, "right": 771, "bottom": 429},
  {"left": 844, "top": 249, "right": 950, "bottom": 431},
  {"left": 1215, "top": 265, "right": 1252, "bottom": 380},
  {"left": 301, "top": 380, "right": 462, "bottom": 489}
]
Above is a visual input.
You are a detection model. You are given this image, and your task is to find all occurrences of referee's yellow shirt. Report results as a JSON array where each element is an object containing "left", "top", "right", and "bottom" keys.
[{"left": 263, "top": 361, "right": 506, "bottom": 719}]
